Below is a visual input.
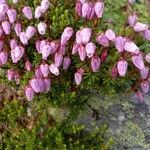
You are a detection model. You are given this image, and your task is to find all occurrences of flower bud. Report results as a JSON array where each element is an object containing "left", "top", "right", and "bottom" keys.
[
  {"left": 13, "top": 0, "right": 18, "bottom": 4},
  {"left": 1, "top": 21, "right": 11, "bottom": 35},
  {"left": 26, "top": 26, "right": 36, "bottom": 39},
  {"left": 124, "top": 41, "right": 139, "bottom": 54},
  {"left": 10, "top": 39, "right": 18, "bottom": 49},
  {"left": 25, "top": 86, "right": 35, "bottom": 101},
  {"left": 35, "top": 6, "right": 42, "bottom": 19},
  {"left": 140, "top": 81, "right": 149, "bottom": 93},
  {"left": 41, "top": 0, "right": 50, "bottom": 13},
  {"left": 49, "top": 64, "right": 59, "bottom": 76},
  {"left": 54, "top": 52, "right": 63, "bottom": 67},
  {"left": 22, "top": 6, "right": 33, "bottom": 20},
  {"left": 94, "top": 1, "right": 104, "bottom": 18},
  {"left": 117, "top": 60, "right": 128, "bottom": 77},
  {"left": 74, "top": 68, "right": 84, "bottom": 85},
  {"left": 11, "top": 46, "right": 24, "bottom": 63},
  {"left": 111, "top": 67, "right": 118, "bottom": 78},
  {"left": 101, "top": 50, "right": 108, "bottom": 62},
  {"left": 14, "top": 22, "right": 21, "bottom": 37},
  {"left": 61, "top": 27, "right": 74, "bottom": 45},
  {"left": 133, "top": 22, "right": 148, "bottom": 32},
  {"left": 40, "top": 63, "right": 49, "bottom": 77},
  {"left": 140, "top": 67, "right": 149, "bottom": 79},
  {"left": 50, "top": 41, "right": 59, "bottom": 54},
  {"left": 105, "top": 29, "right": 116, "bottom": 41},
  {"left": 0, "top": 51, "right": 7, "bottom": 65},
  {"left": 145, "top": 53, "right": 150, "bottom": 63},
  {"left": 38, "top": 22, "right": 47, "bottom": 35},
  {"left": 91, "top": 56, "right": 101, "bottom": 72},
  {"left": 81, "top": 27, "right": 92, "bottom": 44},
  {"left": 0, "top": 0, "right": 5, "bottom": 4},
  {"left": 96, "top": 33, "right": 109, "bottom": 47},
  {"left": 63, "top": 57, "right": 71, "bottom": 70},
  {"left": 35, "top": 67, "right": 43, "bottom": 78},
  {"left": 132, "top": 54, "right": 145, "bottom": 70},
  {"left": 78, "top": 45, "right": 86, "bottom": 61},
  {"left": 76, "top": 30, "right": 82, "bottom": 44},
  {"left": 19, "top": 32, "right": 28, "bottom": 45},
  {"left": 114, "top": 36, "right": 126, "bottom": 52},
  {"left": 85, "top": 42, "right": 96, "bottom": 58},
  {"left": 128, "top": 14, "right": 137, "bottom": 27},
  {"left": 7, "top": 9, "right": 17, "bottom": 23},
  {"left": 25, "top": 60, "right": 32, "bottom": 71},
  {"left": 82, "top": 2, "right": 90, "bottom": 18},
  {"left": 144, "top": 30, "right": 150, "bottom": 40}
]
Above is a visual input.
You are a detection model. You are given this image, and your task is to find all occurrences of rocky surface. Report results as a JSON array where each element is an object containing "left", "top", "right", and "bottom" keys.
[{"left": 75, "top": 92, "right": 150, "bottom": 150}]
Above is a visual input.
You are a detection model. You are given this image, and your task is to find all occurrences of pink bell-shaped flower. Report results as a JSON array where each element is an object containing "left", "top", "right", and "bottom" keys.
[
  {"left": 100, "top": 50, "right": 108, "bottom": 62},
  {"left": 131, "top": 54, "right": 145, "bottom": 70},
  {"left": 0, "top": 51, "right": 7, "bottom": 65},
  {"left": 140, "top": 81, "right": 149, "bottom": 93},
  {"left": 94, "top": 1, "right": 104, "bottom": 18},
  {"left": 78, "top": 45, "right": 86, "bottom": 61},
  {"left": 41, "top": 43, "right": 52, "bottom": 60},
  {"left": 14, "top": 22, "right": 21, "bottom": 37},
  {"left": 43, "top": 78, "right": 51, "bottom": 92},
  {"left": 76, "top": 30, "right": 82, "bottom": 44},
  {"left": 35, "top": 67, "right": 43, "bottom": 78},
  {"left": 54, "top": 52, "right": 63, "bottom": 67},
  {"left": 7, "top": 9, "right": 17, "bottom": 23},
  {"left": 41, "top": 0, "right": 50, "bottom": 13},
  {"left": 22, "top": 6, "right": 33, "bottom": 20},
  {"left": 72, "top": 43, "right": 80, "bottom": 55},
  {"left": 82, "top": 2, "right": 90, "bottom": 18},
  {"left": 61, "top": 27, "right": 74, "bottom": 45},
  {"left": 117, "top": 60, "right": 128, "bottom": 77},
  {"left": 105, "top": 29, "right": 116, "bottom": 41},
  {"left": 38, "top": 22, "right": 47, "bottom": 35},
  {"left": 7, "top": 69, "right": 15, "bottom": 81},
  {"left": 10, "top": 39, "right": 18, "bottom": 50},
  {"left": 35, "top": 6, "right": 42, "bottom": 19},
  {"left": 96, "top": 33, "right": 109, "bottom": 47},
  {"left": 63, "top": 56, "right": 71, "bottom": 70},
  {"left": 19, "top": 32, "right": 28, "bottom": 45},
  {"left": 11, "top": 46, "right": 24, "bottom": 63},
  {"left": 26, "top": 26, "right": 36, "bottom": 39},
  {"left": 0, "top": 4, "right": 9, "bottom": 14},
  {"left": 49, "top": 64, "right": 59, "bottom": 76},
  {"left": 143, "top": 30, "right": 150, "bottom": 41},
  {"left": 114, "top": 36, "right": 126, "bottom": 52},
  {"left": 40, "top": 63, "right": 49, "bottom": 77},
  {"left": 91, "top": 56, "right": 101, "bottom": 72},
  {"left": 75, "top": 0, "right": 82, "bottom": 16},
  {"left": 81, "top": 27, "right": 92, "bottom": 44},
  {"left": 133, "top": 22, "right": 148, "bottom": 32},
  {"left": 140, "top": 66, "right": 149, "bottom": 79},
  {"left": 1, "top": 21, "right": 11, "bottom": 35},
  {"left": 128, "top": 14, "right": 137, "bottom": 27},
  {"left": 145, "top": 53, "right": 150, "bottom": 63},
  {"left": 85, "top": 42, "right": 96, "bottom": 58},
  {"left": 25, "top": 86, "right": 35, "bottom": 101},
  {"left": 74, "top": 68, "right": 84, "bottom": 85},
  {"left": 124, "top": 41, "right": 139, "bottom": 54},
  {"left": 111, "top": 67, "right": 118, "bottom": 78}
]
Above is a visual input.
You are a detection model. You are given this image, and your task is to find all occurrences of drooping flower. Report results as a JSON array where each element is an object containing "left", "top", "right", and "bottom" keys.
[
  {"left": 40, "top": 63, "right": 49, "bottom": 77},
  {"left": 72, "top": 43, "right": 80, "bottom": 55},
  {"left": 25, "top": 86, "right": 35, "bottom": 101},
  {"left": 81, "top": 27, "right": 92, "bottom": 44},
  {"left": 7, "top": 9, "right": 17, "bottom": 23},
  {"left": 74, "top": 68, "right": 84, "bottom": 85},
  {"left": 40, "top": 43, "right": 52, "bottom": 60},
  {"left": 140, "top": 81, "right": 149, "bottom": 93},
  {"left": 41, "top": 0, "right": 50, "bottom": 13},
  {"left": 85, "top": 42, "right": 96, "bottom": 58},
  {"left": 96, "top": 33, "right": 109, "bottom": 47},
  {"left": 1, "top": 21, "right": 11, "bottom": 35},
  {"left": 91, "top": 56, "right": 101, "bottom": 72},
  {"left": 78, "top": 45, "right": 86, "bottom": 61},
  {"left": 38, "top": 22, "right": 47, "bottom": 35},
  {"left": 114, "top": 36, "right": 126, "bottom": 52},
  {"left": 82, "top": 2, "right": 90, "bottom": 18},
  {"left": 26, "top": 26, "right": 36, "bottom": 39},
  {"left": 10, "top": 39, "right": 18, "bottom": 50},
  {"left": 22, "top": 6, "right": 33, "bottom": 20},
  {"left": 0, "top": 51, "right": 7, "bottom": 65},
  {"left": 133, "top": 22, "right": 148, "bottom": 32},
  {"left": 124, "top": 41, "right": 139, "bottom": 54},
  {"left": 61, "top": 27, "right": 74, "bottom": 45},
  {"left": 54, "top": 52, "right": 63, "bottom": 67},
  {"left": 131, "top": 54, "right": 145, "bottom": 70},
  {"left": 43, "top": 78, "right": 51, "bottom": 92},
  {"left": 49, "top": 64, "right": 59, "bottom": 76},
  {"left": 105, "top": 29, "right": 116, "bottom": 41},
  {"left": 100, "top": 50, "right": 108, "bottom": 62},
  {"left": 143, "top": 30, "right": 150, "bottom": 40},
  {"left": 94, "top": 1, "right": 104, "bottom": 18},
  {"left": 35, "top": 6, "right": 42, "bottom": 19},
  {"left": 63, "top": 57, "right": 71, "bottom": 70},
  {"left": 128, "top": 14, "right": 137, "bottom": 27},
  {"left": 117, "top": 60, "right": 128, "bottom": 77},
  {"left": 140, "top": 67, "right": 149, "bottom": 79},
  {"left": 25, "top": 60, "right": 32, "bottom": 71},
  {"left": 75, "top": 0, "right": 82, "bottom": 16},
  {"left": 14, "top": 22, "right": 22, "bottom": 37},
  {"left": 19, "top": 32, "right": 28, "bottom": 45},
  {"left": 7, "top": 69, "right": 15, "bottom": 81}
]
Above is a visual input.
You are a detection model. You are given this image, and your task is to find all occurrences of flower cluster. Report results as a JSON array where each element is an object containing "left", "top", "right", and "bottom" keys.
[
  {"left": 75, "top": 0, "right": 104, "bottom": 20},
  {"left": 0, "top": 0, "right": 149, "bottom": 102}
]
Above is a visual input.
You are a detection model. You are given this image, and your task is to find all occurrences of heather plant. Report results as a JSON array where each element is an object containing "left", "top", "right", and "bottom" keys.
[{"left": 0, "top": 0, "right": 150, "bottom": 149}]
